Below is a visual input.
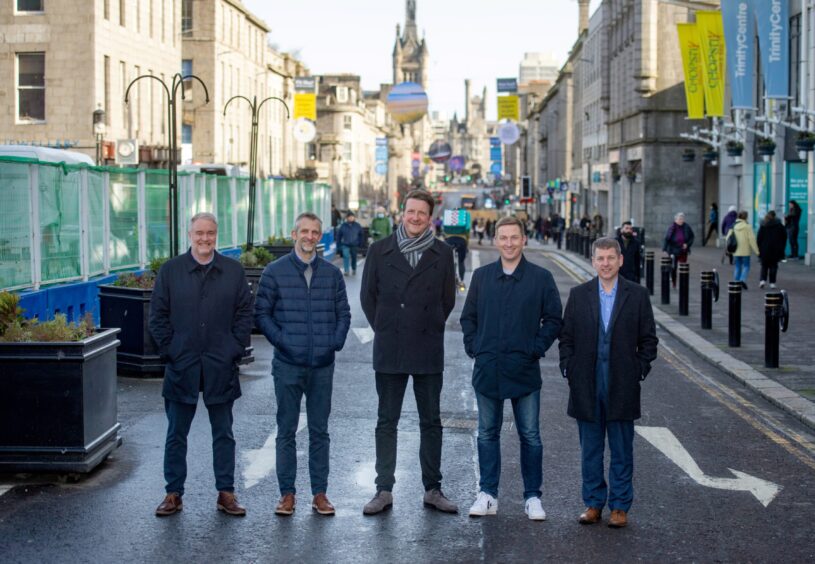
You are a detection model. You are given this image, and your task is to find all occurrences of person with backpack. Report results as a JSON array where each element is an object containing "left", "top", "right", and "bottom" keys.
[
  {"left": 757, "top": 210, "right": 787, "bottom": 289},
  {"left": 721, "top": 205, "right": 737, "bottom": 264},
  {"left": 728, "top": 211, "right": 759, "bottom": 290},
  {"left": 662, "top": 212, "right": 694, "bottom": 288}
]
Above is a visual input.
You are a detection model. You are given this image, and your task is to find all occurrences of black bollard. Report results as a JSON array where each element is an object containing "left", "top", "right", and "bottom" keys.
[
  {"left": 764, "top": 292, "right": 783, "bottom": 368},
  {"left": 557, "top": 230, "right": 563, "bottom": 250},
  {"left": 728, "top": 281, "right": 741, "bottom": 347},
  {"left": 660, "top": 256, "right": 671, "bottom": 305},
  {"left": 700, "top": 271, "right": 714, "bottom": 329},
  {"left": 678, "top": 263, "right": 690, "bottom": 315},
  {"left": 645, "top": 251, "right": 655, "bottom": 295},
  {"left": 584, "top": 233, "right": 592, "bottom": 259}
]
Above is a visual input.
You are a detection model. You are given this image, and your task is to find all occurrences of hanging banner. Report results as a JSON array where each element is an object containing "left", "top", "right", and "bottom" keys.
[
  {"left": 696, "top": 11, "right": 726, "bottom": 117},
  {"left": 677, "top": 23, "right": 706, "bottom": 119},
  {"left": 496, "top": 78, "right": 518, "bottom": 93},
  {"left": 753, "top": 0, "right": 789, "bottom": 99},
  {"left": 293, "top": 93, "right": 317, "bottom": 121},
  {"left": 721, "top": 0, "right": 756, "bottom": 109},
  {"left": 496, "top": 95, "right": 519, "bottom": 121}
]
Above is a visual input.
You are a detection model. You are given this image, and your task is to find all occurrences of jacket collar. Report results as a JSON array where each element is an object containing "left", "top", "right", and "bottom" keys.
[
  {"left": 184, "top": 249, "right": 223, "bottom": 273},
  {"left": 588, "top": 275, "right": 630, "bottom": 332},
  {"left": 288, "top": 249, "right": 319, "bottom": 272},
  {"left": 493, "top": 254, "right": 528, "bottom": 281},
  {"left": 382, "top": 233, "right": 441, "bottom": 277}
]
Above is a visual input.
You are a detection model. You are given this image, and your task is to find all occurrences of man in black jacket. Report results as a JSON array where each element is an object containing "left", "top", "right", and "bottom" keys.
[
  {"left": 149, "top": 212, "right": 253, "bottom": 517},
  {"left": 559, "top": 237, "right": 658, "bottom": 529},
  {"left": 360, "top": 189, "right": 457, "bottom": 515},
  {"left": 615, "top": 221, "right": 641, "bottom": 282}
]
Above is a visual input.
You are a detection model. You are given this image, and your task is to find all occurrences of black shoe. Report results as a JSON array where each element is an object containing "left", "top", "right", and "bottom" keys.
[{"left": 741, "top": 282, "right": 748, "bottom": 290}]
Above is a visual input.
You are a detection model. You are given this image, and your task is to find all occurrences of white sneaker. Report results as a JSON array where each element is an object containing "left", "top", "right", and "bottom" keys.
[
  {"left": 468, "top": 491, "right": 498, "bottom": 517},
  {"left": 524, "top": 497, "right": 546, "bottom": 521},
  {"left": 759, "top": 280, "right": 766, "bottom": 288},
  {"left": 770, "top": 283, "right": 777, "bottom": 289}
]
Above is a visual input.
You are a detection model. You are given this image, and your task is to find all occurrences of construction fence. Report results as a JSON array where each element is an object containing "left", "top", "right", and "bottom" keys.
[{"left": 0, "top": 157, "right": 333, "bottom": 291}]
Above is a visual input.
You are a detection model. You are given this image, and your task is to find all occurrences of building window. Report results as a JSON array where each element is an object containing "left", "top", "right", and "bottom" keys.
[
  {"left": 336, "top": 86, "right": 348, "bottom": 103},
  {"left": 17, "top": 0, "right": 43, "bottom": 12},
  {"left": 182, "top": 0, "right": 193, "bottom": 34},
  {"left": 343, "top": 115, "right": 352, "bottom": 130},
  {"left": 17, "top": 52, "right": 45, "bottom": 121},
  {"left": 119, "top": 0, "right": 126, "bottom": 26},
  {"left": 104, "top": 0, "right": 110, "bottom": 19},
  {"left": 182, "top": 124, "right": 192, "bottom": 144},
  {"left": 181, "top": 59, "right": 192, "bottom": 77},
  {"left": 343, "top": 142, "right": 352, "bottom": 161}
]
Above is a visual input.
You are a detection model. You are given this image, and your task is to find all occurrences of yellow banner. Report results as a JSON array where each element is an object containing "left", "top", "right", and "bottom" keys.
[
  {"left": 677, "top": 23, "right": 705, "bottom": 120},
  {"left": 293, "top": 93, "right": 316, "bottom": 121},
  {"left": 496, "top": 95, "right": 519, "bottom": 121},
  {"left": 696, "top": 11, "right": 726, "bottom": 117}
]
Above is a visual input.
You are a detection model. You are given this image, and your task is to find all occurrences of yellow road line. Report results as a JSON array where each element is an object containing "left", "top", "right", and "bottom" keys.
[{"left": 542, "top": 252, "right": 584, "bottom": 283}]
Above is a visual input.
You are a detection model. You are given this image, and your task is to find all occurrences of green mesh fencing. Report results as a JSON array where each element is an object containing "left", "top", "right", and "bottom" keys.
[
  {"left": 86, "top": 170, "right": 106, "bottom": 276},
  {"left": 0, "top": 163, "right": 32, "bottom": 288},
  {"left": 108, "top": 171, "right": 140, "bottom": 270},
  {"left": 38, "top": 166, "right": 82, "bottom": 283},
  {"left": 145, "top": 170, "right": 171, "bottom": 261},
  {"left": 216, "top": 176, "right": 234, "bottom": 249},
  {"left": 234, "top": 180, "right": 248, "bottom": 247}
]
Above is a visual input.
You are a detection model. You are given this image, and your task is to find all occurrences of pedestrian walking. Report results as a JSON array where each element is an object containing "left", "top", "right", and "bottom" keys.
[
  {"left": 615, "top": 221, "right": 641, "bottom": 283},
  {"left": 460, "top": 216, "right": 562, "bottom": 521},
  {"left": 360, "top": 189, "right": 458, "bottom": 515},
  {"left": 662, "top": 212, "right": 694, "bottom": 288},
  {"left": 337, "top": 211, "right": 364, "bottom": 276},
  {"left": 370, "top": 208, "right": 393, "bottom": 242},
  {"left": 485, "top": 219, "right": 495, "bottom": 244},
  {"left": 592, "top": 212, "right": 604, "bottom": 237},
  {"left": 703, "top": 203, "right": 718, "bottom": 246},
  {"left": 785, "top": 200, "right": 802, "bottom": 259},
  {"left": 552, "top": 213, "right": 564, "bottom": 249},
  {"left": 254, "top": 212, "right": 351, "bottom": 517},
  {"left": 728, "top": 211, "right": 759, "bottom": 290},
  {"left": 757, "top": 210, "right": 787, "bottom": 289},
  {"left": 721, "top": 205, "right": 737, "bottom": 265},
  {"left": 559, "top": 237, "right": 659, "bottom": 529},
  {"left": 149, "top": 212, "right": 253, "bottom": 517},
  {"left": 475, "top": 218, "right": 486, "bottom": 245}
]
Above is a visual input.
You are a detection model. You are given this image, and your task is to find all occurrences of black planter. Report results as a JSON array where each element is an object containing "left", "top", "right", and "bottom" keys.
[
  {"left": 260, "top": 244, "right": 294, "bottom": 258},
  {"left": 0, "top": 328, "right": 122, "bottom": 473},
  {"left": 99, "top": 285, "right": 163, "bottom": 375},
  {"left": 681, "top": 151, "right": 696, "bottom": 162},
  {"left": 703, "top": 150, "right": 719, "bottom": 162},
  {"left": 99, "top": 284, "right": 254, "bottom": 372},
  {"left": 795, "top": 138, "right": 815, "bottom": 152},
  {"left": 757, "top": 142, "right": 776, "bottom": 157},
  {"left": 725, "top": 145, "right": 744, "bottom": 157}
]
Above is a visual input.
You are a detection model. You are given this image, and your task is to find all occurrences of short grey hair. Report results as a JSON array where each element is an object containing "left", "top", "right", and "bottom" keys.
[
  {"left": 674, "top": 212, "right": 685, "bottom": 221},
  {"left": 189, "top": 212, "right": 218, "bottom": 229},
  {"left": 591, "top": 237, "right": 621, "bottom": 257},
  {"left": 294, "top": 212, "right": 323, "bottom": 231}
]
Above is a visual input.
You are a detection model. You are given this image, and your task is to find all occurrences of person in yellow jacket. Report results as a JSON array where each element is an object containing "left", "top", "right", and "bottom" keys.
[{"left": 727, "top": 211, "right": 760, "bottom": 290}]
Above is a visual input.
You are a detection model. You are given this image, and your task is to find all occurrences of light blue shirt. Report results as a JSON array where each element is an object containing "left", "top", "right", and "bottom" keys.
[{"left": 598, "top": 278, "right": 618, "bottom": 332}]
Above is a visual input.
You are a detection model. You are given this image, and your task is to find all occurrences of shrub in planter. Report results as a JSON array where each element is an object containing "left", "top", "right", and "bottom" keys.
[
  {"left": 681, "top": 149, "right": 696, "bottom": 162},
  {"left": 0, "top": 291, "right": 121, "bottom": 473},
  {"left": 795, "top": 131, "right": 815, "bottom": 152},
  {"left": 757, "top": 137, "right": 776, "bottom": 157},
  {"left": 703, "top": 149, "right": 719, "bottom": 162},
  {"left": 725, "top": 141, "right": 744, "bottom": 157}
]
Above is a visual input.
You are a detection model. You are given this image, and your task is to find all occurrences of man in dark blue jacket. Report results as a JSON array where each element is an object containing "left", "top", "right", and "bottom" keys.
[
  {"left": 254, "top": 212, "right": 351, "bottom": 517},
  {"left": 460, "top": 216, "right": 562, "bottom": 521},
  {"left": 337, "top": 212, "right": 364, "bottom": 276},
  {"left": 149, "top": 212, "right": 253, "bottom": 517}
]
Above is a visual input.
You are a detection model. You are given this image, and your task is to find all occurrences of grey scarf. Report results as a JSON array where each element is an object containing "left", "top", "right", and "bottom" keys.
[{"left": 396, "top": 223, "right": 435, "bottom": 268}]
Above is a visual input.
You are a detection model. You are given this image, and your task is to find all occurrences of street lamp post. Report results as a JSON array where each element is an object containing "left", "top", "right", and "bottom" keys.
[
  {"left": 223, "top": 95, "right": 290, "bottom": 249},
  {"left": 93, "top": 106, "right": 106, "bottom": 166},
  {"left": 124, "top": 73, "right": 209, "bottom": 257}
]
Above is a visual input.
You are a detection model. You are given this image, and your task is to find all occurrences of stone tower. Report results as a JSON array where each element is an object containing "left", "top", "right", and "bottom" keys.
[{"left": 392, "top": 0, "right": 428, "bottom": 87}]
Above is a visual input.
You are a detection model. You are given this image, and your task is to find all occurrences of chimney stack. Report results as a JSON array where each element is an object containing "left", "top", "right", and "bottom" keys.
[
  {"left": 464, "top": 79, "right": 471, "bottom": 123},
  {"left": 578, "top": 0, "right": 590, "bottom": 35}
]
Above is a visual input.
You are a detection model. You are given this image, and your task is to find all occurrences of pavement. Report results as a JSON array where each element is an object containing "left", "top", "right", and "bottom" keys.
[
  {"left": 547, "top": 239, "right": 815, "bottom": 431},
  {"left": 0, "top": 246, "right": 814, "bottom": 562}
]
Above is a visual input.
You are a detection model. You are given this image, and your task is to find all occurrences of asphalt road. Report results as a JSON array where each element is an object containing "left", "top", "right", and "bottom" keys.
[{"left": 1, "top": 246, "right": 813, "bottom": 563}]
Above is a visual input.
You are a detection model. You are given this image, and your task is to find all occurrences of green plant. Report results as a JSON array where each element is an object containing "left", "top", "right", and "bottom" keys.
[
  {"left": 239, "top": 245, "right": 275, "bottom": 268},
  {"left": 757, "top": 137, "right": 776, "bottom": 150},
  {"left": 112, "top": 272, "right": 156, "bottom": 289},
  {"left": 726, "top": 140, "right": 744, "bottom": 150},
  {"left": 266, "top": 234, "right": 293, "bottom": 246},
  {"left": 149, "top": 256, "right": 169, "bottom": 273},
  {"left": 0, "top": 291, "right": 96, "bottom": 342}
]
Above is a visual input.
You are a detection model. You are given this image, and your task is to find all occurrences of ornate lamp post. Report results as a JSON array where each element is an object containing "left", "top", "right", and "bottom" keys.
[
  {"left": 223, "top": 95, "right": 290, "bottom": 249},
  {"left": 124, "top": 73, "right": 209, "bottom": 257},
  {"left": 92, "top": 106, "right": 106, "bottom": 165}
]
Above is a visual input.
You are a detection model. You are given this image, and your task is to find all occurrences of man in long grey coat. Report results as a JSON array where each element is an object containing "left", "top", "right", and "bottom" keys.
[{"left": 559, "top": 237, "right": 658, "bottom": 528}]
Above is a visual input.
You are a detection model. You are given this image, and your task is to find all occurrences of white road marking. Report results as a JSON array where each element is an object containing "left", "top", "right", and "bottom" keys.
[
  {"left": 353, "top": 326, "right": 375, "bottom": 344},
  {"left": 243, "top": 413, "right": 307, "bottom": 489},
  {"left": 0, "top": 485, "right": 13, "bottom": 498},
  {"left": 471, "top": 250, "right": 481, "bottom": 270},
  {"left": 636, "top": 426, "right": 782, "bottom": 507}
]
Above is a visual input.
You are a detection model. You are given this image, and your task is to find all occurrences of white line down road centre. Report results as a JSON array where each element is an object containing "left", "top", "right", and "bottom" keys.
[
  {"left": 635, "top": 426, "right": 782, "bottom": 507},
  {"left": 353, "top": 327, "right": 374, "bottom": 344}
]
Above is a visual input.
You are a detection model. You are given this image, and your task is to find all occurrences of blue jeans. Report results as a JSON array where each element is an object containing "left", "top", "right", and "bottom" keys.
[
  {"left": 164, "top": 399, "right": 235, "bottom": 496},
  {"left": 475, "top": 391, "right": 542, "bottom": 500},
  {"left": 734, "top": 255, "right": 751, "bottom": 282},
  {"left": 576, "top": 399, "right": 635, "bottom": 512},
  {"left": 340, "top": 245, "right": 358, "bottom": 273},
  {"left": 273, "top": 358, "right": 334, "bottom": 496}
]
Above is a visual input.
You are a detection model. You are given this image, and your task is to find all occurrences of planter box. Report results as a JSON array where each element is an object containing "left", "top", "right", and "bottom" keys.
[
  {"left": 0, "top": 328, "right": 122, "bottom": 473},
  {"left": 99, "top": 284, "right": 254, "bottom": 373}
]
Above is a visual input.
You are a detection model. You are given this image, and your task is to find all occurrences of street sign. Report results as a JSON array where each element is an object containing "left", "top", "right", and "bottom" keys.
[
  {"left": 496, "top": 78, "right": 518, "bottom": 93},
  {"left": 294, "top": 77, "right": 316, "bottom": 92},
  {"left": 497, "top": 96, "right": 519, "bottom": 121},
  {"left": 293, "top": 118, "right": 316, "bottom": 142},
  {"left": 498, "top": 122, "right": 520, "bottom": 145}
]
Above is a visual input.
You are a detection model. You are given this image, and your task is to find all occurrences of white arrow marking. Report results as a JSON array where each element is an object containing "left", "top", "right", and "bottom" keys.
[
  {"left": 353, "top": 326, "right": 374, "bottom": 344},
  {"left": 243, "top": 413, "right": 307, "bottom": 489},
  {"left": 0, "top": 485, "right": 12, "bottom": 498},
  {"left": 636, "top": 426, "right": 782, "bottom": 507}
]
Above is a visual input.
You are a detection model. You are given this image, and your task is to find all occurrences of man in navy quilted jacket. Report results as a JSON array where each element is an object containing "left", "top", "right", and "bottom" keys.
[{"left": 254, "top": 212, "right": 351, "bottom": 517}]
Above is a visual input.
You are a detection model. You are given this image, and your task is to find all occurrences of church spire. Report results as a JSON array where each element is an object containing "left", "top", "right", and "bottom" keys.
[{"left": 403, "top": 0, "right": 418, "bottom": 44}]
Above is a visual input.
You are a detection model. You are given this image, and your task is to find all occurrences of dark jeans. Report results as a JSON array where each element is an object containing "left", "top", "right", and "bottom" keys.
[
  {"left": 703, "top": 223, "right": 718, "bottom": 245},
  {"left": 475, "top": 391, "right": 542, "bottom": 500},
  {"left": 374, "top": 372, "right": 443, "bottom": 492},
  {"left": 787, "top": 226, "right": 799, "bottom": 258},
  {"left": 760, "top": 260, "right": 779, "bottom": 284},
  {"left": 273, "top": 358, "right": 334, "bottom": 496},
  {"left": 445, "top": 236, "right": 467, "bottom": 281},
  {"left": 340, "top": 245, "right": 358, "bottom": 273},
  {"left": 164, "top": 398, "right": 235, "bottom": 496}
]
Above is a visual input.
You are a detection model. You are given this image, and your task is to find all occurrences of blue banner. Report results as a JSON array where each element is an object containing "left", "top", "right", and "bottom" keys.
[
  {"left": 490, "top": 146, "right": 502, "bottom": 161},
  {"left": 753, "top": 0, "right": 789, "bottom": 99},
  {"left": 722, "top": 0, "right": 755, "bottom": 109},
  {"left": 489, "top": 136, "right": 501, "bottom": 146}
]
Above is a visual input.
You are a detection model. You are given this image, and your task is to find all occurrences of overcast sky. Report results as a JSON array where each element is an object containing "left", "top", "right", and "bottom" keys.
[{"left": 242, "top": 0, "right": 602, "bottom": 121}]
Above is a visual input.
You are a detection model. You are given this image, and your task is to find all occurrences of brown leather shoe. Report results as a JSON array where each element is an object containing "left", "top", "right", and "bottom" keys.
[
  {"left": 216, "top": 491, "right": 246, "bottom": 516},
  {"left": 155, "top": 493, "right": 182, "bottom": 516},
  {"left": 578, "top": 507, "right": 602, "bottom": 524},
  {"left": 275, "top": 493, "right": 296, "bottom": 516},
  {"left": 608, "top": 509, "right": 628, "bottom": 528},
  {"left": 312, "top": 493, "right": 335, "bottom": 515}
]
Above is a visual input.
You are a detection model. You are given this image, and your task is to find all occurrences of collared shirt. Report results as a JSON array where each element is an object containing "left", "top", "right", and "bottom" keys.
[
  {"left": 598, "top": 277, "right": 618, "bottom": 331},
  {"left": 293, "top": 251, "right": 317, "bottom": 288}
]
